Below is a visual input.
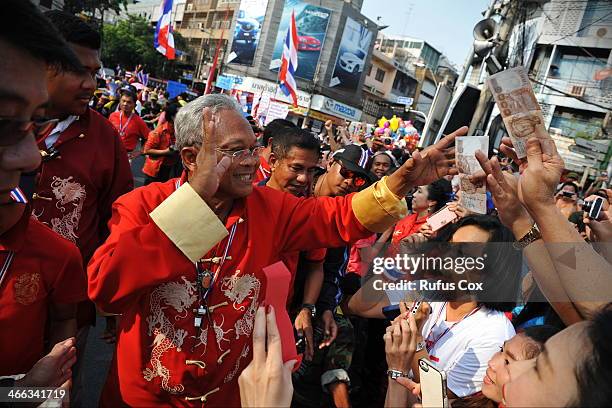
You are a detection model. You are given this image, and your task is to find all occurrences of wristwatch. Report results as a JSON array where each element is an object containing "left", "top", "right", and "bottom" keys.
[
  {"left": 301, "top": 303, "right": 316, "bottom": 318},
  {"left": 387, "top": 369, "right": 409, "bottom": 380},
  {"left": 416, "top": 339, "right": 426, "bottom": 352},
  {"left": 513, "top": 224, "right": 542, "bottom": 250}
]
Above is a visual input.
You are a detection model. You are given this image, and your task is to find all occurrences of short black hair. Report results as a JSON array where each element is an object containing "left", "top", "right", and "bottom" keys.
[
  {"left": 44, "top": 10, "right": 101, "bottom": 50},
  {"left": 427, "top": 179, "right": 452, "bottom": 212},
  {"left": 263, "top": 119, "right": 295, "bottom": 147},
  {"left": 164, "top": 103, "right": 180, "bottom": 122},
  {"left": 576, "top": 304, "right": 612, "bottom": 407},
  {"left": 120, "top": 90, "right": 137, "bottom": 103},
  {"left": 271, "top": 127, "right": 320, "bottom": 161},
  {"left": 1, "top": 0, "right": 81, "bottom": 72}
]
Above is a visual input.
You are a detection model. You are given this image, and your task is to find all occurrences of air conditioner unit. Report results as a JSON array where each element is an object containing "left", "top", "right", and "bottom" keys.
[
  {"left": 198, "top": 22, "right": 205, "bottom": 29},
  {"left": 568, "top": 85, "right": 586, "bottom": 97},
  {"left": 186, "top": 3, "right": 193, "bottom": 11}
]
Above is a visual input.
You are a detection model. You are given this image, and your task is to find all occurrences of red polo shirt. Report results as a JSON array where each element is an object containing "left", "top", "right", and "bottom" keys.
[
  {"left": 253, "top": 155, "right": 271, "bottom": 185},
  {"left": 391, "top": 213, "right": 428, "bottom": 244},
  {"left": 0, "top": 208, "right": 87, "bottom": 376},
  {"left": 142, "top": 122, "right": 176, "bottom": 178},
  {"left": 109, "top": 110, "right": 150, "bottom": 152}
]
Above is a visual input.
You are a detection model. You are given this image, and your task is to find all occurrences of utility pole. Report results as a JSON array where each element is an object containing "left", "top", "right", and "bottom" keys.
[{"left": 468, "top": 0, "right": 522, "bottom": 135}]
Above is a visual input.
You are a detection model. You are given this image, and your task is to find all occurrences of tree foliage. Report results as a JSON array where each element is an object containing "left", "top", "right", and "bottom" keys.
[
  {"left": 64, "top": 0, "right": 128, "bottom": 16},
  {"left": 101, "top": 15, "right": 187, "bottom": 80}
]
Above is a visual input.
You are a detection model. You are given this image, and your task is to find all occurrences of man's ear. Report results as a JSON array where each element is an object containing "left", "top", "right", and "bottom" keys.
[
  {"left": 180, "top": 146, "right": 199, "bottom": 173},
  {"left": 269, "top": 152, "right": 279, "bottom": 171}
]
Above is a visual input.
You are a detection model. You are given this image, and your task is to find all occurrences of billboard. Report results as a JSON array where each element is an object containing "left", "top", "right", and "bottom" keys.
[
  {"left": 269, "top": 0, "right": 331, "bottom": 81},
  {"left": 228, "top": 0, "right": 269, "bottom": 66},
  {"left": 329, "top": 17, "right": 373, "bottom": 93}
]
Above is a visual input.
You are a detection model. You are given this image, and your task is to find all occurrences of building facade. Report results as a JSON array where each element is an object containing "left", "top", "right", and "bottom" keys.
[{"left": 486, "top": 0, "right": 611, "bottom": 173}]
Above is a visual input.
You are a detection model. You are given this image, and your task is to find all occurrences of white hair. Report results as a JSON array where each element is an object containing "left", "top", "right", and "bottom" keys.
[{"left": 174, "top": 94, "right": 243, "bottom": 150}]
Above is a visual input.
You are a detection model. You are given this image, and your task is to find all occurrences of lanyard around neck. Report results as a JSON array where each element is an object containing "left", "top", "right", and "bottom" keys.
[
  {"left": 0, "top": 251, "right": 15, "bottom": 290},
  {"left": 119, "top": 111, "right": 133, "bottom": 135},
  {"left": 425, "top": 302, "right": 481, "bottom": 352}
]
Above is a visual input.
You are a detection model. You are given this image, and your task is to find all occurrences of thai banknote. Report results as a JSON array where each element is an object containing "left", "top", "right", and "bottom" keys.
[
  {"left": 487, "top": 66, "right": 547, "bottom": 158},
  {"left": 456, "top": 136, "right": 489, "bottom": 214}
]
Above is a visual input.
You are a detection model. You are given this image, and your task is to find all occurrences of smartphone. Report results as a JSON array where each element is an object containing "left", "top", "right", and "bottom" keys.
[
  {"left": 419, "top": 358, "right": 448, "bottom": 408},
  {"left": 427, "top": 205, "right": 458, "bottom": 232}
]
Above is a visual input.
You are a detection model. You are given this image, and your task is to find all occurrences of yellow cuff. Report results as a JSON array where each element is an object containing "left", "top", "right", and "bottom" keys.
[
  {"left": 150, "top": 183, "right": 228, "bottom": 263},
  {"left": 351, "top": 176, "right": 407, "bottom": 233}
]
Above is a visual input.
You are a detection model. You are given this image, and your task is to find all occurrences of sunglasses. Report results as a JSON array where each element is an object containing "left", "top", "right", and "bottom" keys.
[
  {"left": 0, "top": 117, "right": 59, "bottom": 147},
  {"left": 337, "top": 162, "right": 367, "bottom": 187}
]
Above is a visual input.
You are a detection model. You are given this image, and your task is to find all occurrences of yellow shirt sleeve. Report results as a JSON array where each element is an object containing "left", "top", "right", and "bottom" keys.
[
  {"left": 351, "top": 176, "right": 408, "bottom": 233},
  {"left": 150, "top": 183, "right": 228, "bottom": 262}
]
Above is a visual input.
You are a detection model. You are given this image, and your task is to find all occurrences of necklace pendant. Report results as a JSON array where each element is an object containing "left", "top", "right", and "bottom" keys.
[{"left": 201, "top": 270, "right": 213, "bottom": 290}]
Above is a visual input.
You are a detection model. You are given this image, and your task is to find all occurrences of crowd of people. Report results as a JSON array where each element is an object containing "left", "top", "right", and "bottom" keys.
[{"left": 1, "top": 1, "right": 611, "bottom": 407}]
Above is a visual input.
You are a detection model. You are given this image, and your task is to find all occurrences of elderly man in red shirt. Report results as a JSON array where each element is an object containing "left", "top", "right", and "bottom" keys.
[
  {"left": 0, "top": 0, "right": 88, "bottom": 394},
  {"left": 88, "top": 93, "right": 464, "bottom": 407}
]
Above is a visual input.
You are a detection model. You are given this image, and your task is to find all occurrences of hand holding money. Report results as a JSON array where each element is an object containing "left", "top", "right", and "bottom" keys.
[{"left": 487, "top": 67, "right": 549, "bottom": 159}]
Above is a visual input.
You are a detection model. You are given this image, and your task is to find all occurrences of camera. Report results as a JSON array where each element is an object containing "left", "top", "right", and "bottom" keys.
[
  {"left": 583, "top": 196, "right": 605, "bottom": 220},
  {"left": 383, "top": 137, "right": 393, "bottom": 145}
]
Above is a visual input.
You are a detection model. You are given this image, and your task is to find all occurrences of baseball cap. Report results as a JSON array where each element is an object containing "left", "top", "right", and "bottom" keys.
[{"left": 331, "top": 144, "right": 377, "bottom": 187}]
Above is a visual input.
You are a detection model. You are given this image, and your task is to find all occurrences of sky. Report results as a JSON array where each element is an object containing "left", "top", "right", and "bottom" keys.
[{"left": 361, "top": 0, "right": 490, "bottom": 68}]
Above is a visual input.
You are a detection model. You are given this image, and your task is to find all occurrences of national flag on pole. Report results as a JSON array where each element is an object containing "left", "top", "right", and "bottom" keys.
[
  {"left": 9, "top": 187, "right": 27, "bottom": 204},
  {"left": 154, "top": 0, "right": 176, "bottom": 60},
  {"left": 278, "top": 10, "right": 299, "bottom": 107}
]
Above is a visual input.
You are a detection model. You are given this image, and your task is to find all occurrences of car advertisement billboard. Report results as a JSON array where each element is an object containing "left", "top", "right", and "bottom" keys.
[
  {"left": 329, "top": 17, "right": 373, "bottom": 93},
  {"left": 228, "top": 0, "right": 269, "bottom": 66},
  {"left": 269, "top": 0, "right": 331, "bottom": 81}
]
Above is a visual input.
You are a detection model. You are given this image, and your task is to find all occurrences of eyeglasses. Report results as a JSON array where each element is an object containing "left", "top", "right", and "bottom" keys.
[
  {"left": 0, "top": 117, "right": 59, "bottom": 147},
  {"left": 215, "top": 146, "right": 264, "bottom": 163},
  {"left": 337, "top": 162, "right": 367, "bottom": 188}
]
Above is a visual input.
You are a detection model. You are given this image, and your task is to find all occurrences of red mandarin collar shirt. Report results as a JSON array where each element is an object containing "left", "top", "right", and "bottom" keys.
[
  {"left": 88, "top": 174, "right": 404, "bottom": 407},
  {"left": 33, "top": 108, "right": 133, "bottom": 264}
]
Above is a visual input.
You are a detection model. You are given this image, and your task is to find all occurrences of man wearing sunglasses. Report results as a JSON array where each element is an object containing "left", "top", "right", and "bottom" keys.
[
  {"left": 87, "top": 93, "right": 464, "bottom": 407},
  {"left": 0, "top": 0, "right": 88, "bottom": 397}
]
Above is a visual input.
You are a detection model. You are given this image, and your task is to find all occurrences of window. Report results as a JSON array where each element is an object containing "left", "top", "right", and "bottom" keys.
[
  {"left": 375, "top": 68, "right": 386, "bottom": 82},
  {"left": 550, "top": 46, "right": 608, "bottom": 83},
  {"left": 549, "top": 106, "right": 605, "bottom": 139},
  {"left": 367, "top": 64, "right": 372, "bottom": 76}
]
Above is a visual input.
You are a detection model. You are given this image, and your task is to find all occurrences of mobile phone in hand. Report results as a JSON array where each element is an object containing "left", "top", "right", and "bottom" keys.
[{"left": 427, "top": 205, "right": 458, "bottom": 232}]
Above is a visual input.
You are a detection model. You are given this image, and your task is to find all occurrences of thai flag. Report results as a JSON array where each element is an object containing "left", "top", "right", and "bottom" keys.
[
  {"left": 9, "top": 187, "right": 27, "bottom": 204},
  {"left": 137, "top": 71, "right": 149, "bottom": 86},
  {"left": 278, "top": 10, "right": 298, "bottom": 107},
  {"left": 154, "top": 0, "right": 176, "bottom": 60}
]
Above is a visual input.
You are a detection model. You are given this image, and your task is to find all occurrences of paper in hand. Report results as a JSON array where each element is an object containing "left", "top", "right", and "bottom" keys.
[
  {"left": 487, "top": 66, "right": 547, "bottom": 158},
  {"left": 456, "top": 136, "right": 489, "bottom": 214}
]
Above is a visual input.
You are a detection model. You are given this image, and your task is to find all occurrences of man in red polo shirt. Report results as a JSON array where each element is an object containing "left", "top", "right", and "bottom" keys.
[
  {"left": 0, "top": 0, "right": 88, "bottom": 393},
  {"left": 87, "top": 94, "right": 463, "bottom": 407},
  {"left": 109, "top": 89, "right": 151, "bottom": 158}
]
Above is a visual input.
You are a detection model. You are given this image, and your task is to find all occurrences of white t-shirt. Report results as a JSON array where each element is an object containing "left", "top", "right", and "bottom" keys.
[{"left": 421, "top": 302, "right": 515, "bottom": 397}]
